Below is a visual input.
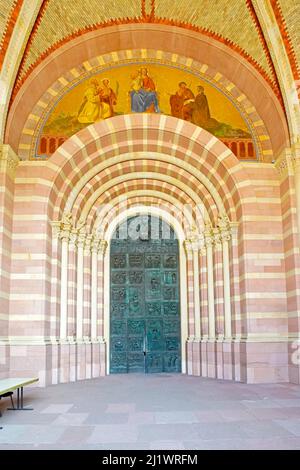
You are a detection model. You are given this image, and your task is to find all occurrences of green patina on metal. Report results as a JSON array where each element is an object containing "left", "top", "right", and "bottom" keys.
[{"left": 110, "top": 215, "right": 181, "bottom": 374}]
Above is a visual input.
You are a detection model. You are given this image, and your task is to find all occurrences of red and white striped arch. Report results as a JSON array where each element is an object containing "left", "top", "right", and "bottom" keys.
[{"left": 47, "top": 114, "right": 256, "bottom": 226}]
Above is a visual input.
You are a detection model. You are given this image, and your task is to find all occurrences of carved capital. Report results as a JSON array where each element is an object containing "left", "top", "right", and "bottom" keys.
[
  {"left": 183, "top": 239, "right": 193, "bottom": 254},
  {"left": 217, "top": 213, "right": 230, "bottom": 230},
  {"left": 61, "top": 212, "right": 73, "bottom": 228},
  {"left": 69, "top": 229, "right": 78, "bottom": 248},
  {"left": 185, "top": 224, "right": 205, "bottom": 252},
  {"left": 76, "top": 231, "right": 86, "bottom": 248},
  {"left": 74, "top": 218, "right": 87, "bottom": 248},
  {"left": 91, "top": 236, "right": 100, "bottom": 254},
  {"left": 213, "top": 228, "right": 222, "bottom": 245},
  {"left": 220, "top": 231, "right": 231, "bottom": 243},
  {"left": 76, "top": 218, "right": 86, "bottom": 232},
  {"left": 216, "top": 213, "right": 231, "bottom": 243},
  {"left": 0, "top": 144, "right": 19, "bottom": 175},
  {"left": 51, "top": 212, "right": 74, "bottom": 241},
  {"left": 98, "top": 239, "right": 108, "bottom": 256},
  {"left": 204, "top": 220, "right": 214, "bottom": 247},
  {"left": 84, "top": 234, "right": 93, "bottom": 253},
  {"left": 200, "top": 246, "right": 207, "bottom": 256},
  {"left": 274, "top": 147, "right": 298, "bottom": 177},
  {"left": 59, "top": 228, "right": 72, "bottom": 242}
]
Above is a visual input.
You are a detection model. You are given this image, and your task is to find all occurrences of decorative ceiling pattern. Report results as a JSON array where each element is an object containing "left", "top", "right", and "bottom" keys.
[
  {"left": 18, "top": 0, "right": 141, "bottom": 76},
  {"left": 13, "top": 0, "right": 278, "bottom": 95},
  {"left": 275, "top": 0, "right": 300, "bottom": 79},
  {"left": 0, "top": 0, "right": 23, "bottom": 68},
  {"left": 155, "top": 0, "right": 275, "bottom": 80}
]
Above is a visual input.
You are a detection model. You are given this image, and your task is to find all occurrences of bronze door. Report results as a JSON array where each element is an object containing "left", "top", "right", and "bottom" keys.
[{"left": 110, "top": 216, "right": 181, "bottom": 374}]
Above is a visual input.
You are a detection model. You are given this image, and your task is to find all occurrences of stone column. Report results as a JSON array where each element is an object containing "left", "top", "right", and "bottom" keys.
[
  {"left": 75, "top": 224, "right": 86, "bottom": 381},
  {"left": 68, "top": 230, "right": 78, "bottom": 339},
  {"left": 229, "top": 221, "right": 240, "bottom": 381},
  {"left": 213, "top": 228, "right": 224, "bottom": 339},
  {"left": 91, "top": 237, "right": 100, "bottom": 341},
  {"left": 56, "top": 213, "right": 73, "bottom": 384},
  {"left": 184, "top": 228, "right": 204, "bottom": 376},
  {"left": 97, "top": 240, "right": 107, "bottom": 376},
  {"left": 204, "top": 221, "right": 215, "bottom": 340},
  {"left": 83, "top": 234, "right": 92, "bottom": 379},
  {"left": 83, "top": 234, "right": 92, "bottom": 339},
  {"left": 0, "top": 145, "right": 18, "bottom": 378},
  {"left": 184, "top": 240, "right": 195, "bottom": 339},
  {"left": 98, "top": 240, "right": 108, "bottom": 338},
  {"left": 292, "top": 147, "right": 300, "bottom": 385},
  {"left": 199, "top": 246, "right": 208, "bottom": 339},
  {"left": 218, "top": 214, "right": 234, "bottom": 380},
  {"left": 204, "top": 220, "right": 216, "bottom": 378},
  {"left": 58, "top": 216, "right": 72, "bottom": 341},
  {"left": 199, "top": 245, "right": 208, "bottom": 377},
  {"left": 68, "top": 229, "right": 78, "bottom": 382},
  {"left": 76, "top": 229, "right": 86, "bottom": 341},
  {"left": 212, "top": 227, "right": 224, "bottom": 379},
  {"left": 193, "top": 247, "right": 201, "bottom": 341},
  {"left": 184, "top": 239, "right": 195, "bottom": 375},
  {"left": 219, "top": 222, "right": 232, "bottom": 340}
]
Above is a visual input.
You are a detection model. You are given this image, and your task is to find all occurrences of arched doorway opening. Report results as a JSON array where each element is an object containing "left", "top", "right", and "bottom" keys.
[{"left": 109, "top": 215, "right": 181, "bottom": 374}]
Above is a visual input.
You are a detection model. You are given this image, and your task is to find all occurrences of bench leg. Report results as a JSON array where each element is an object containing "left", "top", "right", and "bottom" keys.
[{"left": 7, "top": 387, "right": 33, "bottom": 411}]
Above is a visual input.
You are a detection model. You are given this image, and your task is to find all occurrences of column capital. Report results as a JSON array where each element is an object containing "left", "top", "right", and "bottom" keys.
[
  {"left": 91, "top": 236, "right": 100, "bottom": 254},
  {"left": 84, "top": 234, "right": 93, "bottom": 253},
  {"left": 98, "top": 239, "right": 108, "bottom": 256},
  {"left": 204, "top": 220, "right": 214, "bottom": 247},
  {"left": 74, "top": 218, "right": 87, "bottom": 247},
  {"left": 91, "top": 236, "right": 107, "bottom": 256},
  {"left": 213, "top": 227, "right": 222, "bottom": 245},
  {"left": 183, "top": 236, "right": 204, "bottom": 254},
  {"left": 200, "top": 246, "right": 207, "bottom": 256},
  {"left": 217, "top": 213, "right": 232, "bottom": 242},
  {"left": 220, "top": 231, "right": 231, "bottom": 243},
  {"left": 0, "top": 143, "right": 19, "bottom": 176},
  {"left": 51, "top": 212, "right": 73, "bottom": 241},
  {"left": 59, "top": 228, "right": 72, "bottom": 242},
  {"left": 274, "top": 145, "right": 300, "bottom": 177},
  {"left": 69, "top": 228, "right": 78, "bottom": 249}
]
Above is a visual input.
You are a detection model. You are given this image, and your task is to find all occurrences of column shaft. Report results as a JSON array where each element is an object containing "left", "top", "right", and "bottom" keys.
[
  {"left": 76, "top": 240, "right": 85, "bottom": 340},
  {"left": 222, "top": 238, "right": 232, "bottom": 339},
  {"left": 98, "top": 241, "right": 107, "bottom": 338},
  {"left": 91, "top": 248, "right": 98, "bottom": 340},
  {"left": 206, "top": 244, "right": 215, "bottom": 340},
  {"left": 186, "top": 249, "right": 195, "bottom": 337},
  {"left": 193, "top": 250, "right": 201, "bottom": 339},
  {"left": 60, "top": 238, "right": 69, "bottom": 340},
  {"left": 83, "top": 237, "right": 92, "bottom": 338}
]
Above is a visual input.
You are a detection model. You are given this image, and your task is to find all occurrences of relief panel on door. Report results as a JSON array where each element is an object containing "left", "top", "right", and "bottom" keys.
[{"left": 110, "top": 216, "right": 181, "bottom": 374}]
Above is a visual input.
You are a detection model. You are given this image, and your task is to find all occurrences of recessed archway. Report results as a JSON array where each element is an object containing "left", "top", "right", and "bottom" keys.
[
  {"left": 5, "top": 113, "right": 289, "bottom": 385},
  {"left": 105, "top": 207, "right": 188, "bottom": 375}
]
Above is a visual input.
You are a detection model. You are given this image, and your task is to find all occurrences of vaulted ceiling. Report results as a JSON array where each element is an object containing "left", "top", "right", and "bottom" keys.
[
  {"left": 16, "top": 0, "right": 276, "bottom": 89},
  {"left": 0, "top": 0, "right": 299, "bottom": 146}
]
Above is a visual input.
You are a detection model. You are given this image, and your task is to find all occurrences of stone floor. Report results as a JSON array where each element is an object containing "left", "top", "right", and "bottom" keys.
[{"left": 1, "top": 374, "right": 300, "bottom": 449}]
